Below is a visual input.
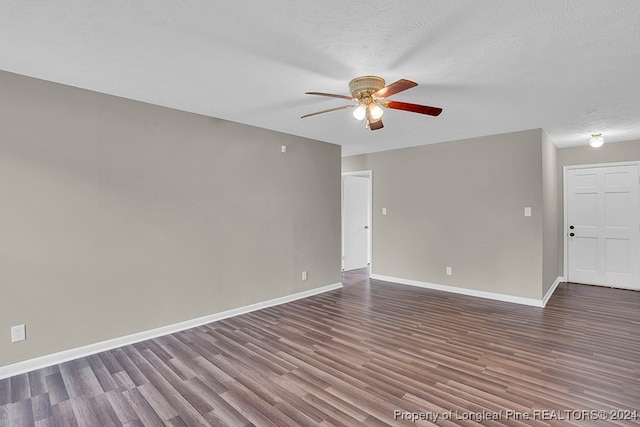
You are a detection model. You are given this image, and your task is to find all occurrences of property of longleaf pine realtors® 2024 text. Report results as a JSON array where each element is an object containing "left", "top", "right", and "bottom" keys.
[{"left": 393, "top": 409, "right": 640, "bottom": 423}]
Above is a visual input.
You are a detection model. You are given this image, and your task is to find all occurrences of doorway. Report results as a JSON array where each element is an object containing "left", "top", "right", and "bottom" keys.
[
  {"left": 564, "top": 162, "right": 640, "bottom": 290},
  {"left": 342, "top": 171, "right": 372, "bottom": 272}
]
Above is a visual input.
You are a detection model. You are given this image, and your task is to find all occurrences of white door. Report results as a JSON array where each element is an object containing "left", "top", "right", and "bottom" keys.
[
  {"left": 566, "top": 164, "right": 640, "bottom": 289},
  {"left": 342, "top": 175, "right": 370, "bottom": 271}
]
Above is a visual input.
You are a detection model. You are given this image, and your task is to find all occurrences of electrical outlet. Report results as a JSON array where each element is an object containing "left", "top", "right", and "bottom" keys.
[
  {"left": 11, "top": 324, "right": 26, "bottom": 343},
  {"left": 302, "top": 271, "right": 308, "bottom": 281},
  {"left": 446, "top": 267, "right": 452, "bottom": 276}
]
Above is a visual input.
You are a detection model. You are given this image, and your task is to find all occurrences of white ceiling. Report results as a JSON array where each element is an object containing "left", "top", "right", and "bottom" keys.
[{"left": 2, "top": 1, "right": 640, "bottom": 157}]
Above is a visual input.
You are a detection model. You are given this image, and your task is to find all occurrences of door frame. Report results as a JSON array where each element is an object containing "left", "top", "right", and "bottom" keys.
[
  {"left": 563, "top": 161, "right": 640, "bottom": 286},
  {"left": 342, "top": 170, "right": 373, "bottom": 271}
]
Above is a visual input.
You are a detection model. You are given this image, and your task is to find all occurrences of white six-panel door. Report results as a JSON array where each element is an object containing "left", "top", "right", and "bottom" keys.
[{"left": 566, "top": 164, "right": 640, "bottom": 289}]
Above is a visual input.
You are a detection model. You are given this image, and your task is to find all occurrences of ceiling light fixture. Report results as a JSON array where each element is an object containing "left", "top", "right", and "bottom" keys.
[
  {"left": 352, "top": 103, "right": 366, "bottom": 121},
  {"left": 352, "top": 97, "right": 384, "bottom": 122},
  {"left": 368, "top": 103, "right": 384, "bottom": 120},
  {"left": 589, "top": 133, "right": 604, "bottom": 148},
  {"left": 349, "top": 77, "right": 386, "bottom": 127}
]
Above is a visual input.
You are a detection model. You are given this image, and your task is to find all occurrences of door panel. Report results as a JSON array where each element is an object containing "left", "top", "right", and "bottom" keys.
[
  {"left": 567, "top": 164, "right": 640, "bottom": 289},
  {"left": 575, "top": 238, "right": 598, "bottom": 271},
  {"left": 605, "top": 239, "right": 629, "bottom": 274},
  {"left": 575, "top": 193, "right": 598, "bottom": 225}
]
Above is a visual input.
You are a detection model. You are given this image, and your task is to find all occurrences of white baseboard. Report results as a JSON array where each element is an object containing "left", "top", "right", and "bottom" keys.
[
  {"left": 370, "top": 274, "right": 563, "bottom": 308},
  {"left": 0, "top": 282, "right": 343, "bottom": 380},
  {"left": 542, "top": 276, "right": 564, "bottom": 307}
]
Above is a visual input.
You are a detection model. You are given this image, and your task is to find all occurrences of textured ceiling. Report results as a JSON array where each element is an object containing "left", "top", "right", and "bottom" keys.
[{"left": 2, "top": 1, "right": 640, "bottom": 156}]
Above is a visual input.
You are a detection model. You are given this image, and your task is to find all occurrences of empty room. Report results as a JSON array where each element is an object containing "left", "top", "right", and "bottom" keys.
[{"left": 1, "top": 1, "right": 640, "bottom": 426}]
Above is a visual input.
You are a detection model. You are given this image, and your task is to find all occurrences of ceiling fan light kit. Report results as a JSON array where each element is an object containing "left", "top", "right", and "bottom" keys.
[{"left": 302, "top": 75, "right": 443, "bottom": 131}]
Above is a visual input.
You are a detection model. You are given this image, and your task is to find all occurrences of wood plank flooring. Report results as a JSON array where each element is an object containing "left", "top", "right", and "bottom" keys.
[{"left": 1, "top": 269, "right": 639, "bottom": 426}]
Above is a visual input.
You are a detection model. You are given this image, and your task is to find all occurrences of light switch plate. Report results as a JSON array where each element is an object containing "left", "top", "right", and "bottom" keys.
[{"left": 524, "top": 207, "right": 532, "bottom": 217}]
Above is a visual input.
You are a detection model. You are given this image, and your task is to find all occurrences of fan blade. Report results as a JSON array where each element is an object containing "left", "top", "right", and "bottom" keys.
[
  {"left": 383, "top": 100, "right": 443, "bottom": 116},
  {"left": 305, "top": 92, "right": 354, "bottom": 101},
  {"left": 372, "top": 79, "right": 417, "bottom": 99},
  {"left": 368, "top": 119, "right": 384, "bottom": 130},
  {"left": 301, "top": 104, "right": 354, "bottom": 118}
]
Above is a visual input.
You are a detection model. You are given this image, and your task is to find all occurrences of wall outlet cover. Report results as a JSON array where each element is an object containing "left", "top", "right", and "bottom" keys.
[{"left": 11, "top": 324, "right": 26, "bottom": 343}]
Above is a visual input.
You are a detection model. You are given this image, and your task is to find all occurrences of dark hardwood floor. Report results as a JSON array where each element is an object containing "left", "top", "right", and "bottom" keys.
[{"left": 1, "top": 269, "right": 639, "bottom": 426}]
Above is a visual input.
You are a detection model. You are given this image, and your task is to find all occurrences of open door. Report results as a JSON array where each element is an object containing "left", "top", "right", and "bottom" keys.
[{"left": 342, "top": 172, "right": 371, "bottom": 271}]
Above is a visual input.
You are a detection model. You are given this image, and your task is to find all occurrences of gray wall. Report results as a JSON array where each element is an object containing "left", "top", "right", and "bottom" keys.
[
  {"left": 0, "top": 71, "right": 342, "bottom": 367},
  {"left": 541, "top": 131, "right": 560, "bottom": 294},
  {"left": 344, "top": 132, "right": 640, "bottom": 302},
  {"left": 343, "top": 129, "right": 546, "bottom": 299},
  {"left": 558, "top": 138, "right": 640, "bottom": 167}
]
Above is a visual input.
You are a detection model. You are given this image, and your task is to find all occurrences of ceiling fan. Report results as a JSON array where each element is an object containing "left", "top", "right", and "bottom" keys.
[{"left": 301, "top": 76, "right": 443, "bottom": 130}]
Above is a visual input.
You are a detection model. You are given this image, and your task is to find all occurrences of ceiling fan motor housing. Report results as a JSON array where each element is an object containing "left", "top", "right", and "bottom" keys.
[{"left": 349, "top": 76, "right": 386, "bottom": 100}]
